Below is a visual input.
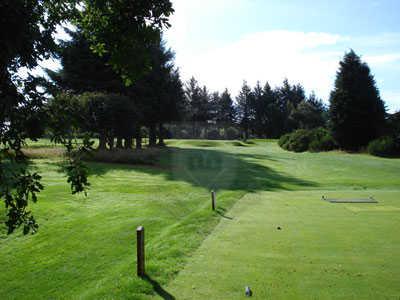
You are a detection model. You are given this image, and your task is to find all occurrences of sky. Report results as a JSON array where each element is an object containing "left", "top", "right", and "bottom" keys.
[{"left": 164, "top": 0, "right": 400, "bottom": 112}]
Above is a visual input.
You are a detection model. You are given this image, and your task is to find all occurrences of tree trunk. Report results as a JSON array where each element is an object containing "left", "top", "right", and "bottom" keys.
[
  {"left": 108, "top": 135, "right": 114, "bottom": 150},
  {"left": 149, "top": 124, "right": 157, "bottom": 147},
  {"left": 116, "top": 136, "right": 123, "bottom": 149},
  {"left": 98, "top": 133, "right": 107, "bottom": 150},
  {"left": 124, "top": 136, "right": 133, "bottom": 149},
  {"left": 135, "top": 127, "right": 142, "bottom": 149},
  {"left": 244, "top": 127, "right": 249, "bottom": 141},
  {"left": 158, "top": 123, "right": 166, "bottom": 146}
]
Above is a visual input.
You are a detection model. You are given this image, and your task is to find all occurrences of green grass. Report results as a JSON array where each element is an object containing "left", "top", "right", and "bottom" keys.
[{"left": 1, "top": 140, "right": 399, "bottom": 299}]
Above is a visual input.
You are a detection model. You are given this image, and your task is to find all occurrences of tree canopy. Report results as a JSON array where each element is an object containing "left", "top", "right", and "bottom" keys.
[
  {"left": 0, "top": 0, "right": 174, "bottom": 234},
  {"left": 329, "top": 50, "right": 386, "bottom": 150}
]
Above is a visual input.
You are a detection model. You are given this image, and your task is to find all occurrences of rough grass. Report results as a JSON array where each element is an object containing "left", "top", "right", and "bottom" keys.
[
  {"left": 86, "top": 149, "right": 162, "bottom": 165},
  {"left": 1, "top": 139, "right": 399, "bottom": 299},
  {"left": 22, "top": 147, "right": 65, "bottom": 158}
]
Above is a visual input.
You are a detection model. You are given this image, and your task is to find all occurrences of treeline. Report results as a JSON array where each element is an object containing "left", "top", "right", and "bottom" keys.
[
  {"left": 279, "top": 50, "right": 400, "bottom": 157},
  {"left": 44, "top": 31, "right": 327, "bottom": 148},
  {"left": 171, "top": 77, "right": 326, "bottom": 140},
  {"left": 44, "top": 31, "right": 398, "bottom": 156}
]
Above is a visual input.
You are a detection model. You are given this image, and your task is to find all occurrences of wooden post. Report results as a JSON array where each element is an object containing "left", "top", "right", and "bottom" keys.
[
  {"left": 136, "top": 226, "right": 145, "bottom": 277},
  {"left": 211, "top": 190, "right": 216, "bottom": 211}
]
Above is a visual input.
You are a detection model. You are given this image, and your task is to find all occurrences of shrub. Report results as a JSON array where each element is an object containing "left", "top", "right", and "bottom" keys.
[
  {"left": 278, "top": 133, "right": 291, "bottom": 149},
  {"left": 179, "top": 129, "right": 190, "bottom": 139},
  {"left": 207, "top": 128, "right": 220, "bottom": 140},
  {"left": 286, "top": 129, "right": 312, "bottom": 152},
  {"left": 164, "top": 128, "right": 173, "bottom": 139},
  {"left": 225, "top": 127, "right": 240, "bottom": 140},
  {"left": 279, "top": 127, "right": 337, "bottom": 153},
  {"left": 368, "top": 136, "right": 399, "bottom": 157},
  {"left": 309, "top": 135, "right": 336, "bottom": 152},
  {"left": 308, "top": 128, "right": 337, "bottom": 152}
]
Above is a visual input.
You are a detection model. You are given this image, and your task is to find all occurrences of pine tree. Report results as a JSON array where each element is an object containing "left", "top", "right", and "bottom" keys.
[
  {"left": 262, "top": 82, "right": 281, "bottom": 138},
  {"left": 184, "top": 78, "right": 211, "bottom": 137},
  {"left": 236, "top": 81, "right": 254, "bottom": 140},
  {"left": 290, "top": 92, "right": 326, "bottom": 130},
  {"left": 217, "top": 89, "right": 236, "bottom": 124},
  {"left": 131, "top": 40, "right": 184, "bottom": 146},
  {"left": 329, "top": 50, "right": 386, "bottom": 150},
  {"left": 252, "top": 81, "right": 266, "bottom": 137}
]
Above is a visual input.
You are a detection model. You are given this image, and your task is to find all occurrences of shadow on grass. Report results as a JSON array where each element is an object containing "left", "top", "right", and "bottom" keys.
[
  {"left": 81, "top": 147, "right": 317, "bottom": 192},
  {"left": 216, "top": 207, "right": 234, "bottom": 220},
  {"left": 143, "top": 275, "right": 175, "bottom": 300}
]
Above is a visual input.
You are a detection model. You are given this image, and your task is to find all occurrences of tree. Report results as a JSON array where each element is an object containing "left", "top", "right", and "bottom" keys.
[
  {"left": 387, "top": 111, "right": 400, "bottom": 136},
  {"left": 276, "top": 79, "right": 307, "bottom": 133},
  {"left": 208, "top": 92, "right": 220, "bottom": 123},
  {"left": 131, "top": 40, "right": 184, "bottom": 146},
  {"left": 184, "top": 77, "right": 210, "bottom": 137},
  {"left": 216, "top": 89, "right": 236, "bottom": 124},
  {"left": 46, "top": 31, "right": 139, "bottom": 150},
  {"left": 46, "top": 30, "right": 124, "bottom": 94},
  {"left": 78, "top": 0, "right": 174, "bottom": 85},
  {"left": 157, "top": 68, "right": 185, "bottom": 146},
  {"left": 252, "top": 81, "right": 267, "bottom": 137},
  {"left": 262, "top": 82, "right": 281, "bottom": 138},
  {"left": 236, "top": 81, "right": 254, "bottom": 140},
  {"left": 329, "top": 50, "right": 386, "bottom": 150},
  {"left": 0, "top": 0, "right": 81, "bottom": 234},
  {"left": 81, "top": 93, "right": 137, "bottom": 150},
  {"left": 0, "top": 0, "right": 174, "bottom": 234},
  {"left": 290, "top": 92, "right": 326, "bottom": 130}
]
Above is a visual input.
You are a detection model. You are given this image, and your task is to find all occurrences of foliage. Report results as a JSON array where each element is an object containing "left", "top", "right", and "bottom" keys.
[
  {"left": 0, "top": 0, "right": 174, "bottom": 234},
  {"left": 78, "top": 0, "right": 174, "bottom": 84},
  {"left": 279, "top": 127, "right": 336, "bottom": 153},
  {"left": 368, "top": 136, "right": 399, "bottom": 157},
  {"left": 131, "top": 40, "right": 185, "bottom": 147},
  {"left": 215, "top": 89, "right": 236, "bottom": 124},
  {"left": 207, "top": 129, "right": 221, "bottom": 140},
  {"left": 63, "top": 136, "right": 94, "bottom": 195},
  {"left": 46, "top": 93, "right": 85, "bottom": 138},
  {"left": 46, "top": 34, "right": 185, "bottom": 150},
  {"left": 329, "top": 50, "right": 386, "bottom": 150},
  {"left": 45, "top": 30, "right": 124, "bottom": 94},
  {"left": 225, "top": 127, "right": 240, "bottom": 140},
  {"left": 174, "top": 77, "right": 325, "bottom": 140},
  {"left": 280, "top": 129, "right": 313, "bottom": 152},
  {"left": 387, "top": 111, "right": 400, "bottom": 136},
  {"left": 0, "top": 0, "right": 77, "bottom": 234},
  {"left": 290, "top": 92, "right": 327, "bottom": 130},
  {"left": 184, "top": 78, "right": 212, "bottom": 134},
  {"left": 308, "top": 128, "right": 337, "bottom": 152},
  {"left": 278, "top": 133, "right": 291, "bottom": 148},
  {"left": 0, "top": 165, "right": 43, "bottom": 234},
  {"left": 236, "top": 81, "right": 254, "bottom": 140}
]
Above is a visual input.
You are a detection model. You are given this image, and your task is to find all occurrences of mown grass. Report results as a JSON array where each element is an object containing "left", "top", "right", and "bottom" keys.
[
  {"left": 166, "top": 142, "right": 400, "bottom": 299},
  {"left": 2, "top": 139, "right": 297, "bottom": 299},
  {"left": 1, "top": 139, "right": 399, "bottom": 299}
]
